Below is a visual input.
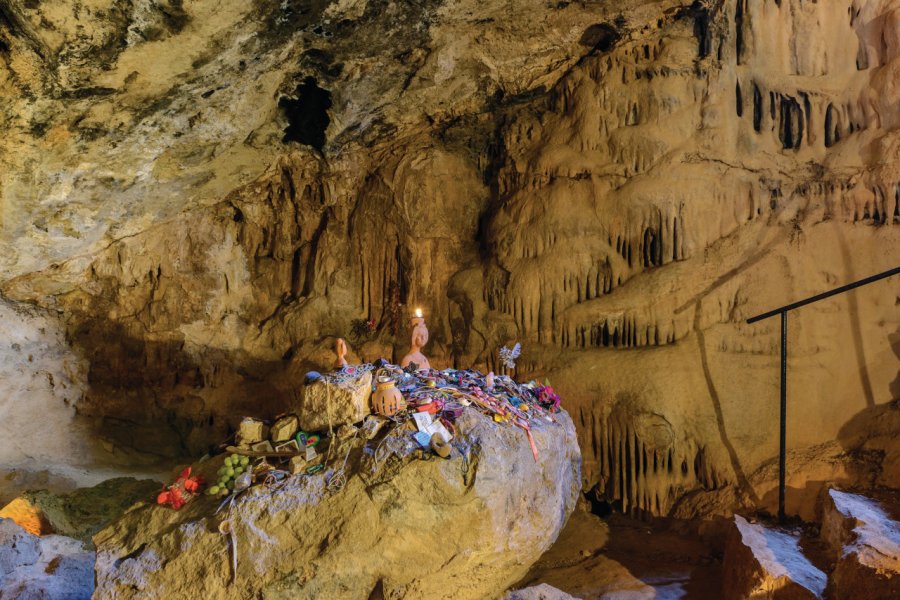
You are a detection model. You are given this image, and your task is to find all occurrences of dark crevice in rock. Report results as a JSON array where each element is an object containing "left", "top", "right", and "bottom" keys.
[
  {"left": 752, "top": 83, "right": 762, "bottom": 132},
  {"left": 279, "top": 76, "right": 332, "bottom": 151},
  {"left": 676, "top": 1, "right": 712, "bottom": 59},
  {"left": 580, "top": 23, "right": 621, "bottom": 54},
  {"left": 825, "top": 103, "right": 841, "bottom": 147},
  {"left": 778, "top": 96, "right": 803, "bottom": 150}
]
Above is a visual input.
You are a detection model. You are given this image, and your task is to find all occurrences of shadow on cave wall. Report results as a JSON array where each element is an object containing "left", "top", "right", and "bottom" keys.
[
  {"left": 837, "top": 227, "right": 877, "bottom": 407},
  {"left": 890, "top": 324, "right": 900, "bottom": 400},
  {"left": 70, "top": 319, "right": 308, "bottom": 460}
]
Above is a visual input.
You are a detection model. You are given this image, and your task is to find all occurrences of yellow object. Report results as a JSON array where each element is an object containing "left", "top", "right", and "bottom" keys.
[{"left": 0, "top": 497, "right": 53, "bottom": 536}]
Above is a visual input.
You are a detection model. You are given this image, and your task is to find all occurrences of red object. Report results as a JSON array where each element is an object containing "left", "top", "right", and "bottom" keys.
[
  {"left": 536, "top": 385, "right": 561, "bottom": 412},
  {"left": 415, "top": 399, "right": 443, "bottom": 414},
  {"left": 157, "top": 467, "right": 204, "bottom": 510}
]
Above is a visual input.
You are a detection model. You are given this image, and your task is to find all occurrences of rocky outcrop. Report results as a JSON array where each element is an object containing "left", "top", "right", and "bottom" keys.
[
  {"left": 722, "top": 515, "right": 827, "bottom": 599},
  {"left": 0, "top": 519, "right": 94, "bottom": 600},
  {"left": 0, "top": 0, "right": 896, "bottom": 519},
  {"left": 821, "top": 488, "right": 900, "bottom": 600},
  {"left": 503, "top": 584, "right": 581, "bottom": 600},
  {"left": 93, "top": 407, "right": 581, "bottom": 599},
  {"left": 0, "top": 477, "right": 161, "bottom": 543}
]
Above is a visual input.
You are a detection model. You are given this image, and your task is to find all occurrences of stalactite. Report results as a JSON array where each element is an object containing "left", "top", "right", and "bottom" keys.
[{"left": 585, "top": 407, "right": 729, "bottom": 517}]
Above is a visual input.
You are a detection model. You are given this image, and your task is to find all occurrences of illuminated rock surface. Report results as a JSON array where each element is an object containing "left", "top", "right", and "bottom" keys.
[
  {"left": 93, "top": 408, "right": 580, "bottom": 599},
  {"left": 0, "top": 0, "right": 897, "bottom": 595}
]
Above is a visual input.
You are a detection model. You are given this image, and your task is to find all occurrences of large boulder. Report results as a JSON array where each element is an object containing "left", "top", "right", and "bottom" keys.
[
  {"left": 0, "top": 519, "right": 94, "bottom": 599},
  {"left": 94, "top": 407, "right": 581, "bottom": 599},
  {"left": 821, "top": 489, "right": 900, "bottom": 600}
]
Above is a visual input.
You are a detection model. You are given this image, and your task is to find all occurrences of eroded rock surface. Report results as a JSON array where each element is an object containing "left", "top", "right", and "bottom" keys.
[
  {"left": 0, "top": 519, "right": 93, "bottom": 600},
  {"left": 93, "top": 408, "right": 581, "bottom": 599},
  {"left": 821, "top": 488, "right": 900, "bottom": 600},
  {"left": 722, "top": 515, "right": 827, "bottom": 600}
]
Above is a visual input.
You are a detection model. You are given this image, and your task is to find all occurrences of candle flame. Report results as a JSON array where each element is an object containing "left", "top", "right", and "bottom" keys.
[{"left": 414, "top": 308, "right": 423, "bottom": 318}]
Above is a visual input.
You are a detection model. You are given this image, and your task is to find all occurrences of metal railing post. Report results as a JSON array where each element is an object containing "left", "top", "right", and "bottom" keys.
[
  {"left": 745, "top": 265, "right": 899, "bottom": 523},
  {"left": 779, "top": 311, "right": 787, "bottom": 523}
]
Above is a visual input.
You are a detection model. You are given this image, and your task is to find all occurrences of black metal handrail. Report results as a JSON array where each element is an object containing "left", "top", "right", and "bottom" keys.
[{"left": 746, "top": 265, "right": 900, "bottom": 522}]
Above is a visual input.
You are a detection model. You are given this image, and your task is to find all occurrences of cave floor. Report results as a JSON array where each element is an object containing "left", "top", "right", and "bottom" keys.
[{"left": 517, "top": 507, "right": 723, "bottom": 599}]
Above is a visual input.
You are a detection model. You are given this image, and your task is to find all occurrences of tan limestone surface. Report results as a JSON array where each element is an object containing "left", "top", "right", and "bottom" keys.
[
  {"left": 0, "top": 0, "right": 897, "bottom": 520},
  {"left": 92, "top": 407, "right": 581, "bottom": 599}
]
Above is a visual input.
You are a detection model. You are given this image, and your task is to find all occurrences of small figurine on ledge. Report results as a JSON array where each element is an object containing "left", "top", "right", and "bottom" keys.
[
  {"left": 400, "top": 308, "right": 431, "bottom": 371},
  {"left": 334, "top": 337, "right": 348, "bottom": 369}
]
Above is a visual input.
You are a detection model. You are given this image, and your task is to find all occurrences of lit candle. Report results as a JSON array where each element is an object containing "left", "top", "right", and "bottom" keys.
[{"left": 414, "top": 308, "right": 423, "bottom": 318}]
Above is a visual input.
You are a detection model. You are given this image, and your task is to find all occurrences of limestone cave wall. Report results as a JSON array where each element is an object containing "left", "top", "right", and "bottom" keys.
[{"left": 0, "top": 0, "right": 897, "bottom": 518}]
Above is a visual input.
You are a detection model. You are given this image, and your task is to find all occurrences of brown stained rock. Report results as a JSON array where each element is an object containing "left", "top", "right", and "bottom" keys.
[
  {"left": 821, "top": 489, "right": 900, "bottom": 600},
  {"left": 93, "top": 408, "right": 582, "bottom": 599},
  {"left": 300, "top": 371, "right": 373, "bottom": 432},
  {"left": 722, "top": 515, "right": 826, "bottom": 600}
]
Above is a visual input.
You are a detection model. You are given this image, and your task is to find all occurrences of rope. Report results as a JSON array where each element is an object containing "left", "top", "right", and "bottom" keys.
[{"left": 327, "top": 438, "right": 355, "bottom": 492}]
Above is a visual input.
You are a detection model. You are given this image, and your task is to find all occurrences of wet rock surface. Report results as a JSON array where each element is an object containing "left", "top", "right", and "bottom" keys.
[{"left": 93, "top": 408, "right": 581, "bottom": 599}]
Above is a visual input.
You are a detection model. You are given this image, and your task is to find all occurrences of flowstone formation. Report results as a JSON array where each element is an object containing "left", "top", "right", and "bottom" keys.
[{"left": 0, "top": 0, "right": 897, "bottom": 526}]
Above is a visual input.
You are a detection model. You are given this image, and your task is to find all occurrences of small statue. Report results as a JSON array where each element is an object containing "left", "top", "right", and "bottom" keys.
[
  {"left": 400, "top": 311, "right": 431, "bottom": 371},
  {"left": 334, "top": 338, "right": 348, "bottom": 369}
]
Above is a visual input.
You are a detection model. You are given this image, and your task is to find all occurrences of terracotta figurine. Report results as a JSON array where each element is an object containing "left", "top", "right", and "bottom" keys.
[
  {"left": 400, "top": 311, "right": 431, "bottom": 371},
  {"left": 334, "top": 337, "right": 348, "bottom": 369}
]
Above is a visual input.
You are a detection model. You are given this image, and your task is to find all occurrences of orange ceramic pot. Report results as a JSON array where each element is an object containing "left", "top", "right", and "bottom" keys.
[{"left": 372, "top": 376, "right": 404, "bottom": 417}]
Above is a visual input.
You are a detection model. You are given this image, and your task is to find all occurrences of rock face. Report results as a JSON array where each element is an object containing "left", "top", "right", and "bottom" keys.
[
  {"left": 0, "top": 0, "right": 897, "bottom": 518},
  {"left": 0, "top": 519, "right": 94, "bottom": 600},
  {"left": 93, "top": 408, "right": 581, "bottom": 599},
  {"left": 722, "top": 515, "right": 827, "bottom": 600},
  {"left": 5, "top": 478, "right": 162, "bottom": 543},
  {"left": 821, "top": 488, "right": 900, "bottom": 600},
  {"left": 300, "top": 369, "right": 373, "bottom": 432}
]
